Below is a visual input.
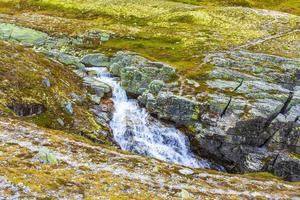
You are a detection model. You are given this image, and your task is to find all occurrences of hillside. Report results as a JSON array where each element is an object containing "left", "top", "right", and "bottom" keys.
[{"left": 0, "top": 0, "right": 299, "bottom": 199}]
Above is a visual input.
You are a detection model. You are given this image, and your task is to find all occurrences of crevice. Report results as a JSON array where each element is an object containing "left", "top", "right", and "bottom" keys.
[
  {"left": 221, "top": 97, "right": 232, "bottom": 118},
  {"left": 8, "top": 103, "right": 46, "bottom": 117},
  {"left": 270, "top": 153, "right": 280, "bottom": 170},
  {"left": 259, "top": 92, "right": 295, "bottom": 147},
  {"left": 233, "top": 79, "right": 244, "bottom": 92},
  {"left": 294, "top": 116, "right": 299, "bottom": 123},
  {"left": 279, "top": 92, "right": 293, "bottom": 115},
  {"left": 221, "top": 79, "right": 243, "bottom": 118}
]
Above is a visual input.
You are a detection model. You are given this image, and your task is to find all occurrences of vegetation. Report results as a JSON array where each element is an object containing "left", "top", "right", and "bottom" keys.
[
  {"left": 0, "top": 117, "right": 299, "bottom": 199},
  {"left": 0, "top": 41, "right": 110, "bottom": 143},
  {"left": 0, "top": 0, "right": 299, "bottom": 79}
]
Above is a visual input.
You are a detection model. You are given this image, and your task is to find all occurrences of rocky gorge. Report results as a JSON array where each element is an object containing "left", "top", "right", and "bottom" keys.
[{"left": 0, "top": 0, "right": 299, "bottom": 199}]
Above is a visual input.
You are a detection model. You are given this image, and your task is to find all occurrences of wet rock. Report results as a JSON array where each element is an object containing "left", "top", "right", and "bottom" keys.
[
  {"left": 81, "top": 53, "right": 110, "bottom": 67},
  {"left": 83, "top": 77, "right": 112, "bottom": 99},
  {"left": 135, "top": 49, "right": 299, "bottom": 180},
  {"left": 8, "top": 103, "right": 46, "bottom": 117}
]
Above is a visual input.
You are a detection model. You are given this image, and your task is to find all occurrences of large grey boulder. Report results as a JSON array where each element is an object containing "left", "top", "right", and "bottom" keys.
[
  {"left": 139, "top": 91, "right": 203, "bottom": 125},
  {"left": 0, "top": 23, "right": 48, "bottom": 46},
  {"left": 83, "top": 77, "right": 111, "bottom": 98},
  {"left": 110, "top": 51, "right": 176, "bottom": 95}
]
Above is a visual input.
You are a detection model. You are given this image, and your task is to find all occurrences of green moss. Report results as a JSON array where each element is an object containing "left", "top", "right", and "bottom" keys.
[{"left": 169, "top": 14, "right": 195, "bottom": 23}]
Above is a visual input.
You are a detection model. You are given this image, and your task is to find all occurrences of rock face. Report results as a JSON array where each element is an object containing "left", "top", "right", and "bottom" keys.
[
  {"left": 112, "top": 50, "right": 300, "bottom": 181},
  {"left": 138, "top": 91, "right": 202, "bottom": 126}
]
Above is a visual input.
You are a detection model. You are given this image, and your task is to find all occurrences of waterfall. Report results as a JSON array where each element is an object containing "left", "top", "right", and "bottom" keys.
[{"left": 93, "top": 67, "right": 214, "bottom": 169}]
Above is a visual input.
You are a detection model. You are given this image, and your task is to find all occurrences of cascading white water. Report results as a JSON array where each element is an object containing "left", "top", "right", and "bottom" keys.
[{"left": 93, "top": 67, "right": 213, "bottom": 168}]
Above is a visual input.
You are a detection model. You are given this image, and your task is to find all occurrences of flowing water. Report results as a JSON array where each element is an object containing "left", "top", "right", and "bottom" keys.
[{"left": 93, "top": 67, "right": 214, "bottom": 169}]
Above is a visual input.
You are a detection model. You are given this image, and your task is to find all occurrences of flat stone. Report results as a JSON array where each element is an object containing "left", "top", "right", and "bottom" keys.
[{"left": 179, "top": 168, "right": 194, "bottom": 175}]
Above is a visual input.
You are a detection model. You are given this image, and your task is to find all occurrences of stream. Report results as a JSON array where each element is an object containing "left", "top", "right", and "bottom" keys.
[{"left": 93, "top": 67, "right": 216, "bottom": 169}]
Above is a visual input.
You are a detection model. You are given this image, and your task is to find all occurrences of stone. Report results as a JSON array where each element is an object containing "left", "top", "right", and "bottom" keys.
[
  {"left": 179, "top": 168, "right": 194, "bottom": 175},
  {"left": 139, "top": 91, "right": 203, "bottom": 125},
  {"left": 57, "top": 53, "right": 81, "bottom": 67},
  {"left": 100, "top": 33, "right": 110, "bottom": 42},
  {"left": 110, "top": 62, "right": 122, "bottom": 76},
  {"left": 110, "top": 51, "right": 176, "bottom": 95},
  {"left": 83, "top": 77, "right": 111, "bottom": 97},
  {"left": 273, "top": 154, "right": 300, "bottom": 182},
  {"left": 178, "top": 189, "right": 191, "bottom": 199},
  {"left": 70, "top": 93, "right": 85, "bottom": 105},
  {"left": 148, "top": 80, "right": 165, "bottom": 94},
  {"left": 207, "top": 79, "right": 240, "bottom": 90},
  {"left": 63, "top": 102, "right": 73, "bottom": 115},
  {"left": 57, "top": 118, "right": 65, "bottom": 127},
  {"left": 81, "top": 53, "right": 110, "bottom": 67},
  {"left": 90, "top": 95, "right": 101, "bottom": 104},
  {"left": 0, "top": 23, "right": 48, "bottom": 46},
  {"left": 42, "top": 78, "right": 51, "bottom": 87}
]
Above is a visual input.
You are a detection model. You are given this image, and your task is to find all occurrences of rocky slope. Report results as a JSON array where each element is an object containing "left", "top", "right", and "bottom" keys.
[
  {"left": 1, "top": 117, "right": 299, "bottom": 199},
  {"left": 0, "top": 38, "right": 114, "bottom": 145}
]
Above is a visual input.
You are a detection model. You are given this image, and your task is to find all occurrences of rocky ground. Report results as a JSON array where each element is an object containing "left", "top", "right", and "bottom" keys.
[
  {"left": 1, "top": 117, "right": 299, "bottom": 199},
  {"left": 0, "top": 0, "right": 299, "bottom": 198}
]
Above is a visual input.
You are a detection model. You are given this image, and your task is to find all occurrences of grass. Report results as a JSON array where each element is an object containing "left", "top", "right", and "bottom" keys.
[
  {"left": 0, "top": 0, "right": 299, "bottom": 79},
  {"left": 171, "top": 0, "right": 300, "bottom": 16}
]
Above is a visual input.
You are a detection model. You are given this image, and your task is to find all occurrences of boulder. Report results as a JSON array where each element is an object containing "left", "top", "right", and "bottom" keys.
[
  {"left": 81, "top": 53, "right": 110, "bottom": 67},
  {"left": 42, "top": 78, "right": 51, "bottom": 87},
  {"left": 139, "top": 91, "right": 203, "bottom": 125},
  {"left": 110, "top": 51, "right": 176, "bottom": 95},
  {"left": 63, "top": 102, "right": 73, "bottom": 115},
  {"left": 272, "top": 154, "right": 300, "bottom": 182},
  {"left": 0, "top": 23, "right": 48, "bottom": 46}
]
